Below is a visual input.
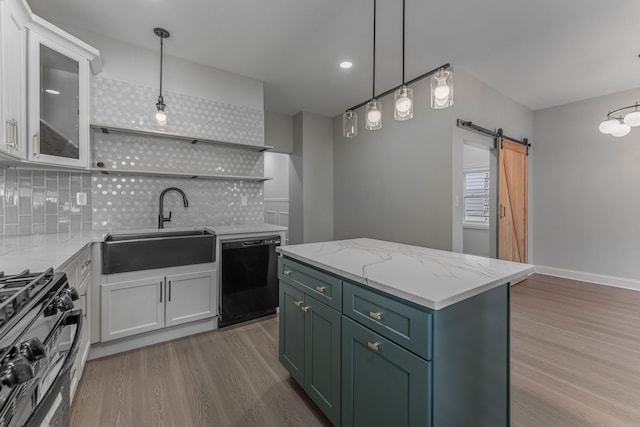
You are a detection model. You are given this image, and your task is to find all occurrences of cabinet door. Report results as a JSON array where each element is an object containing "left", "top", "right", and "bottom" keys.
[
  {"left": 27, "top": 30, "right": 90, "bottom": 167},
  {"left": 342, "top": 317, "right": 432, "bottom": 427},
  {"left": 0, "top": 0, "right": 27, "bottom": 159},
  {"left": 279, "top": 282, "right": 305, "bottom": 386},
  {"left": 165, "top": 270, "right": 216, "bottom": 327},
  {"left": 71, "top": 271, "right": 91, "bottom": 401},
  {"left": 101, "top": 276, "right": 165, "bottom": 342},
  {"left": 304, "top": 294, "right": 341, "bottom": 426}
]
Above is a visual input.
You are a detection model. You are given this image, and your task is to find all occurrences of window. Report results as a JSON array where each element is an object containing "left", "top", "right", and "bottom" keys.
[{"left": 464, "top": 169, "right": 490, "bottom": 227}]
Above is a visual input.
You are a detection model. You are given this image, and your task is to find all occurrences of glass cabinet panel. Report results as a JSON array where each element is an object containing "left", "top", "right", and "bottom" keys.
[
  {"left": 39, "top": 44, "right": 80, "bottom": 160},
  {"left": 28, "top": 30, "right": 90, "bottom": 168}
]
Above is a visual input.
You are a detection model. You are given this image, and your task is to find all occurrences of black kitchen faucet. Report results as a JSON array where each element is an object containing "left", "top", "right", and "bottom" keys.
[{"left": 158, "top": 187, "right": 189, "bottom": 228}]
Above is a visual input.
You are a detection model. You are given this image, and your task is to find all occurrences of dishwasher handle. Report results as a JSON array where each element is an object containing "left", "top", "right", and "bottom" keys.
[{"left": 222, "top": 235, "right": 281, "bottom": 250}]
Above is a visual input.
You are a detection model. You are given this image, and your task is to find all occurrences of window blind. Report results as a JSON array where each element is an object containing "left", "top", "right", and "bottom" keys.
[{"left": 464, "top": 170, "right": 489, "bottom": 223}]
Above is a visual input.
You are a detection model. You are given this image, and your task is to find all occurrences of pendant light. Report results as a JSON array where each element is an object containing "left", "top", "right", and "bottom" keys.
[
  {"left": 394, "top": 0, "right": 413, "bottom": 121},
  {"left": 343, "top": 110, "right": 357, "bottom": 137},
  {"left": 153, "top": 27, "right": 170, "bottom": 127},
  {"left": 431, "top": 68, "right": 453, "bottom": 109},
  {"left": 365, "top": 0, "right": 382, "bottom": 130},
  {"left": 598, "top": 102, "right": 640, "bottom": 137}
]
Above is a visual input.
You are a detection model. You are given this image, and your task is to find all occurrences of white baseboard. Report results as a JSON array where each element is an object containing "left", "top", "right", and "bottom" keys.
[
  {"left": 535, "top": 265, "right": 640, "bottom": 292},
  {"left": 88, "top": 317, "right": 217, "bottom": 360}
]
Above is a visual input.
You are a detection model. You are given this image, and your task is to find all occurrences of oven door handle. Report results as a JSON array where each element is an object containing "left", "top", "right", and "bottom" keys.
[
  {"left": 61, "top": 309, "right": 83, "bottom": 371},
  {"left": 24, "top": 309, "right": 82, "bottom": 427}
]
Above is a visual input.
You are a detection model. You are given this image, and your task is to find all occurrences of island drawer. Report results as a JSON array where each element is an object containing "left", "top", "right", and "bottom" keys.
[
  {"left": 343, "top": 281, "right": 432, "bottom": 361},
  {"left": 279, "top": 257, "right": 342, "bottom": 311}
]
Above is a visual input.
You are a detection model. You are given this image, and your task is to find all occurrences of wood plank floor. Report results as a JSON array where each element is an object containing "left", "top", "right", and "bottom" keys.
[
  {"left": 71, "top": 274, "right": 640, "bottom": 426},
  {"left": 70, "top": 316, "right": 331, "bottom": 427},
  {"left": 511, "top": 274, "right": 640, "bottom": 427}
]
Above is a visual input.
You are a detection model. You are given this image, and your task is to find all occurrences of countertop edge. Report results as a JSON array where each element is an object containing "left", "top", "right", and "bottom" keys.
[{"left": 278, "top": 248, "right": 535, "bottom": 310}]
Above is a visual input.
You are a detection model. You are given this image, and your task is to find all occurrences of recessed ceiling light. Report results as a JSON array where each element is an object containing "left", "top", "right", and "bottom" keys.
[
  {"left": 45, "top": 89, "right": 60, "bottom": 95},
  {"left": 340, "top": 61, "right": 353, "bottom": 69}
]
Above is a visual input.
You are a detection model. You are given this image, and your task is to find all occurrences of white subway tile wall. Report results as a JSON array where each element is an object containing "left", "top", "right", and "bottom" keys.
[{"left": 0, "top": 169, "right": 92, "bottom": 236}]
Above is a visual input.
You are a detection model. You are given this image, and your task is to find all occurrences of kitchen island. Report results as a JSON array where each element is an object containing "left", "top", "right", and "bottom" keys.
[{"left": 277, "top": 238, "right": 534, "bottom": 427}]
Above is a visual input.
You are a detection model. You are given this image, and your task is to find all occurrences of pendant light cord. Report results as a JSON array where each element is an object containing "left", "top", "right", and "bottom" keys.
[
  {"left": 159, "top": 36, "right": 164, "bottom": 99},
  {"left": 402, "top": 0, "right": 405, "bottom": 85},
  {"left": 372, "top": 0, "right": 376, "bottom": 99}
]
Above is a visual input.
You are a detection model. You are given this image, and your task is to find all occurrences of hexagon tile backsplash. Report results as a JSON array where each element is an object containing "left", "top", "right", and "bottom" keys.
[
  {"left": 92, "top": 175, "right": 264, "bottom": 231},
  {"left": 92, "top": 132, "right": 264, "bottom": 177},
  {"left": 91, "top": 77, "right": 264, "bottom": 146},
  {"left": 90, "top": 75, "right": 267, "bottom": 231}
]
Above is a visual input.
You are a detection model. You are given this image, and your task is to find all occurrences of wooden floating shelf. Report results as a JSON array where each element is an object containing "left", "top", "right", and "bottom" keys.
[
  {"left": 90, "top": 124, "right": 273, "bottom": 152},
  {"left": 88, "top": 168, "right": 271, "bottom": 182}
]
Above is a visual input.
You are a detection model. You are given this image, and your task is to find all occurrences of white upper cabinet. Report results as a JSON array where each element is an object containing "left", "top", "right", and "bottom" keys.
[
  {"left": 26, "top": 15, "right": 101, "bottom": 168},
  {"left": 0, "top": 0, "right": 29, "bottom": 160}
]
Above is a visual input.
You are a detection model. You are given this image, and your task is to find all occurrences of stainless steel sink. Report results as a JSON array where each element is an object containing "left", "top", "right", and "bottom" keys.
[{"left": 102, "top": 229, "right": 216, "bottom": 274}]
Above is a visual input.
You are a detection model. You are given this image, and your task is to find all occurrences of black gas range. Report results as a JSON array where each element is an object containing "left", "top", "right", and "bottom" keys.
[{"left": 0, "top": 269, "right": 81, "bottom": 427}]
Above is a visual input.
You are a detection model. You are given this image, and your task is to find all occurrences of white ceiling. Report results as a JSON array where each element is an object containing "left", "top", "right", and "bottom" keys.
[{"left": 27, "top": 0, "right": 640, "bottom": 117}]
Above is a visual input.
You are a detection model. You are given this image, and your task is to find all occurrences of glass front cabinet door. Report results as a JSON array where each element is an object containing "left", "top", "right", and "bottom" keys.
[{"left": 27, "top": 29, "right": 90, "bottom": 168}]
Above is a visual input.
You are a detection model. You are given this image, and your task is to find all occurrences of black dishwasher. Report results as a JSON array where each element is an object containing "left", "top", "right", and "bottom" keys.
[{"left": 219, "top": 235, "right": 281, "bottom": 327}]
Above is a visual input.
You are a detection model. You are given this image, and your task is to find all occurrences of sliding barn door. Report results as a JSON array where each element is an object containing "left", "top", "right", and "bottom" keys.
[{"left": 498, "top": 138, "right": 528, "bottom": 263}]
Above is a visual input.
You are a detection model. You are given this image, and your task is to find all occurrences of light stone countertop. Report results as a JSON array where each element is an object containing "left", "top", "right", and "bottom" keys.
[
  {"left": 277, "top": 238, "right": 535, "bottom": 310},
  {"left": 0, "top": 224, "right": 287, "bottom": 274}
]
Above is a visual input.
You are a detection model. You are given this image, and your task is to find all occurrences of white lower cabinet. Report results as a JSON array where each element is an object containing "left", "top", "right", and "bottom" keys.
[
  {"left": 101, "top": 276, "right": 165, "bottom": 341},
  {"left": 101, "top": 265, "right": 216, "bottom": 342},
  {"left": 58, "top": 244, "right": 92, "bottom": 401},
  {"left": 165, "top": 270, "right": 217, "bottom": 327}
]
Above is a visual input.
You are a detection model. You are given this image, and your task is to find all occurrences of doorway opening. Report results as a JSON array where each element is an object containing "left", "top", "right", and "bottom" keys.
[{"left": 462, "top": 142, "right": 498, "bottom": 258}]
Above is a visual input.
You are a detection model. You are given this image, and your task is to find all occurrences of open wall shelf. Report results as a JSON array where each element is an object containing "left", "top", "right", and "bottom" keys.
[
  {"left": 88, "top": 167, "right": 271, "bottom": 182},
  {"left": 90, "top": 124, "right": 273, "bottom": 152}
]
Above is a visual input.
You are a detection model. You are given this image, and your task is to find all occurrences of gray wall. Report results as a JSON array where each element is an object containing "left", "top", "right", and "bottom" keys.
[
  {"left": 333, "top": 69, "right": 533, "bottom": 252},
  {"left": 265, "top": 111, "right": 294, "bottom": 153},
  {"left": 451, "top": 70, "right": 534, "bottom": 257},
  {"left": 289, "top": 112, "right": 334, "bottom": 244},
  {"left": 533, "top": 87, "right": 640, "bottom": 280},
  {"left": 333, "top": 79, "right": 454, "bottom": 249}
]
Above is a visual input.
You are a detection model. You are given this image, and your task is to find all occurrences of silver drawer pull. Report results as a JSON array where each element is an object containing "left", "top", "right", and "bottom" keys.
[
  {"left": 369, "top": 311, "right": 382, "bottom": 321},
  {"left": 367, "top": 341, "right": 380, "bottom": 352},
  {"left": 294, "top": 300, "right": 304, "bottom": 307},
  {"left": 315, "top": 285, "right": 326, "bottom": 293},
  {"left": 283, "top": 269, "right": 292, "bottom": 276},
  {"left": 300, "top": 305, "right": 310, "bottom": 313}
]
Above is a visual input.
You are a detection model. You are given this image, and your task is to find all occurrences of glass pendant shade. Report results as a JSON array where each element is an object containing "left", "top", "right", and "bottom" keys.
[
  {"left": 623, "top": 111, "right": 640, "bottom": 127},
  {"left": 365, "top": 99, "right": 382, "bottom": 130},
  {"left": 394, "top": 85, "right": 413, "bottom": 121},
  {"left": 154, "top": 96, "right": 168, "bottom": 127},
  {"left": 431, "top": 69, "right": 453, "bottom": 109},
  {"left": 611, "top": 122, "right": 631, "bottom": 137},
  {"left": 598, "top": 118, "right": 619, "bottom": 134},
  {"left": 343, "top": 110, "right": 357, "bottom": 138}
]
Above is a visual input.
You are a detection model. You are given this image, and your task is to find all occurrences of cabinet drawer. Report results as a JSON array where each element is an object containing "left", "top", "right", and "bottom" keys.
[
  {"left": 343, "top": 281, "right": 432, "bottom": 360},
  {"left": 279, "top": 257, "right": 342, "bottom": 311},
  {"left": 77, "top": 246, "right": 92, "bottom": 283}
]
